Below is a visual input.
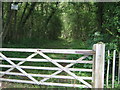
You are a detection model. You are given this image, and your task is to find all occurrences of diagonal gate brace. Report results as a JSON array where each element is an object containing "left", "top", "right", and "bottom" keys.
[
  {"left": 40, "top": 55, "right": 88, "bottom": 82},
  {"left": 36, "top": 51, "right": 92, "bottom": 88},
  {"left": 0, "top": 52, "right": 40, "bottom": 85}
]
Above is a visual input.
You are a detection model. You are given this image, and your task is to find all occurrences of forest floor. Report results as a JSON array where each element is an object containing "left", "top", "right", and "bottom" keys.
[{"left": 3, "top": 39, "right": 90, "bottom": 49}]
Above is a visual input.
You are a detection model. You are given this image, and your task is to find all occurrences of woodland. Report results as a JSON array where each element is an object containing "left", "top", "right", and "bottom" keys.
[
  {"left": 1, "top": 2, "right": 120, "bottom": 88},
  {"left": 2, "top": 2, "right": 120, "bottom": 49}
]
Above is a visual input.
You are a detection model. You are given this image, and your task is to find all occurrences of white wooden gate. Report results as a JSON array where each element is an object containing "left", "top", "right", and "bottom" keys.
[{"left": 0, "top": 43, "right": 105, "bottom": 88}]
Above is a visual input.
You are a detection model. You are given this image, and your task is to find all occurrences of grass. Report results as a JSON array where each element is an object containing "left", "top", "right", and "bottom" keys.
[{"left": 3, "top": 38, "right": 90, "bottom": 49}]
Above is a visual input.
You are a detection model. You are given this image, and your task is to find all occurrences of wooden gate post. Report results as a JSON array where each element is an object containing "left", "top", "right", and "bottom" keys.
[{"left": 92, "top": 42, "right": 105, "bottom": 88}]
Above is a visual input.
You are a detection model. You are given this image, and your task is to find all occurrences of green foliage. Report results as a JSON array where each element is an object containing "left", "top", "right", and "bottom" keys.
[
  {"left": 103, "top": 3, "right": 120, "bottom": 37},
  {"left": 47, "top": 14, "right": 62, "bottom": 40},
  {"left": 2, "top": 2, "right": 120, "bottom": 88},
  {"left": 3, "top": 2, "right": 119, "bottom": 51}
]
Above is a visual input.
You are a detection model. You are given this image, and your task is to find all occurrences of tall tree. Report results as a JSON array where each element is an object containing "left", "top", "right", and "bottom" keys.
[
  {"left": 17, "top": 2, "right": 37, "bottom": 40},
  {"left": 96, "top": 3, "right": 104, "bottom": 33},
  {"left": 0, "top": 1, "right": 2, "bottom": 47},
  {"left": 2, "top": 3, "right": 13, "bottom": 42}
]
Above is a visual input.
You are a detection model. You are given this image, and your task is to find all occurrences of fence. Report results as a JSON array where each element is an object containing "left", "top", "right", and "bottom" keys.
[
  {"left": 106, "top": 50, "right": 120, "bottom": 88},
  {"left": 0, "top": 43, "right": 105, "bottom": 88}
]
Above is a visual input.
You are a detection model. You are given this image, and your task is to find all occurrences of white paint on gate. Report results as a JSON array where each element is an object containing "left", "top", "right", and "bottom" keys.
[{"left": 0, "top": 44, "right": 105, "bottom": 88}]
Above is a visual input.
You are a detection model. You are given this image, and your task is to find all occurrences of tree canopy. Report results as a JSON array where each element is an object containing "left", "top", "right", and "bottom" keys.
[{"left": 1, "top": 2, "right": 120, "bottom": 50}]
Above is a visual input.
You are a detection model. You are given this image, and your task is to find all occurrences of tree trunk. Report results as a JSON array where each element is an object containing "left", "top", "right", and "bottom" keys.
[
  {"left": 2, "top": 3, "right": 13, "bottom": 42},
  {"left": 17, "top": 2, "right": 37, "bottom": 40},
  {"left": 20, "top": 2, "right": 29, "bottom": 24},
  {"left": 0, "top": 1, "right": 2, "bottom": 47},
  {"left": 12, "top": 10, "right": 17, "bottom": 41},
  {"left": 96, "top": 3, "right": 104, "bottom": 33}
]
